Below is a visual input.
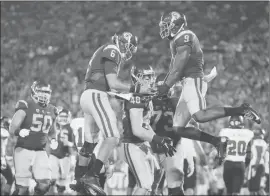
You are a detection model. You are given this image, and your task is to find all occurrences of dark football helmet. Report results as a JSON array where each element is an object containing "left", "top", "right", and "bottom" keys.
[
  {"left": 159, "top": 11, "right": 187, "bottom": 39},
  {"left": 228, "top": 116, "right": 244, "bottom": 129},
  {"left": 131, "top": 65, "right": 156, "bottom": 89},
  {"left": 31, "top": 80, "right": 52, "bottom": 107},
  {"left": 56, "top": 107, "right": 72, "bottom": 126},
  {"left": 112, "top": 32, "right": 138, "bottom": 61},
  {"left": 253, "top": 128, "right": 266, "bottom": 139}
]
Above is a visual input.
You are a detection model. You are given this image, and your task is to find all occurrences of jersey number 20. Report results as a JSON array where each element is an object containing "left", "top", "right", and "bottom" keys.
[
  {"left": 227, "top": 140, "right": 247, "bottom": 156},
  {"left": 30, "top": 113, "right": 52, "bottom": 133}
]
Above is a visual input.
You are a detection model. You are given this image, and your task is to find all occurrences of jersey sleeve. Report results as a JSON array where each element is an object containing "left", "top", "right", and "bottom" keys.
[
  {"left": 173, "top": 31, "right": 194, "bottom": 48},
  {"left": 125, "top": 96, "right": 145, "bottom": 110},
  {"left": 15, "top": 100, "right": 28, "bottom": 112},
  {"left": 219, "top": 128, "right": 226, "bottom": 137},
  {"left": 102, "top": 45, "right": 121, "bottom": 64}
]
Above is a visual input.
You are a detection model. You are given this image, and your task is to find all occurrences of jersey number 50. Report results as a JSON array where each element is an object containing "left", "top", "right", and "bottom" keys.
[{"left": 30, "top": 113, "right": 52, "bottom": 133}]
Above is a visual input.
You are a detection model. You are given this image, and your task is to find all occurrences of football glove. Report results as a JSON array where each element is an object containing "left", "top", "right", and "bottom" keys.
[
  {"left": 152, "top": 135, "right": 176, "bottom": 157},
  {"left": 19, "top": 129, "right": 30, "bottom": 137}
]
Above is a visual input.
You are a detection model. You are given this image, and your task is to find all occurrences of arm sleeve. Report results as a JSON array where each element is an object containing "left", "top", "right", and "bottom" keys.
[{"left": 104, "top": 59, "right": 118, "bottom": 75}]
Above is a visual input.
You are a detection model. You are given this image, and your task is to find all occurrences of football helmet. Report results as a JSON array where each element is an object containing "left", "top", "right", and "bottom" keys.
[
  {"left": 159, "top": 11, "right": 187, "bottom": 39},
  {"left": 0, "top": 116, "right": 10, "bottom": 130},
  {"left": 31, "top": 80, "right": 52, "bottom": 107},
  {"left": 228, "top": 116, "right": 244, "bottom": 129},
  {"left": 253, "top": 128, "right": 265, "bottom": 139},
  {"left": 56, "top": 108, "right": 72, "bottom": 126},
  {"left": 131, "top": 65, "right": 156, "bottom": 89},
  {"left": 112, "top": 32, "right": 138, "bottom": 61}
]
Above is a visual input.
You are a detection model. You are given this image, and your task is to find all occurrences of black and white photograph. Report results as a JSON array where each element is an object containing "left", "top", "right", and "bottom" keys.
[{"left": 1, "top": 1, "right": 269, "bottom": 195}]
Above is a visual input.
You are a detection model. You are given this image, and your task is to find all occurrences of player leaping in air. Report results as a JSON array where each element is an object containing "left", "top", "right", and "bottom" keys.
[{"left": 156, "top": 11, "right": 261, "bottom": 163}]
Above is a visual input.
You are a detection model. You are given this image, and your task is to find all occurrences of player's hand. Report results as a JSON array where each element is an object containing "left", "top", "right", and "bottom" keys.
[
  {"left": 157, "top": 83, "right": 170, "bottom": 96},
  {"left": 50, "top": 139, "right": 58, "bottom": 150},
  {"left": 152, "top": 135, "right": 176, "bottom": 157},
  {"left": 187, "top": 164, "right": 195, "bottom": 177},
  {"left": 19, "top": 129, "right": 30, "bottom": 137}
]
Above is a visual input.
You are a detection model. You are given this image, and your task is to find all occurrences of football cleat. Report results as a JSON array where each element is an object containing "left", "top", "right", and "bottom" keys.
[
  {"left": 80, "top": 174, "right": 106, "bottom": 195},
  {"left": 241, "top": 103, "right": 261, "bottom": 124}
]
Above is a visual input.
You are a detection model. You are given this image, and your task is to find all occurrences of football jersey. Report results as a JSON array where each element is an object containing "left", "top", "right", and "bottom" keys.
[
  {"left": 170, "top": 29, "right": 204, "bottom": 79},
  {"left": 219, "top": 128, "right": 254, "bottom": 162},
  {"left": 122, "top": 95, "right": 152, "bottom": 143},
  {"left": 250, "top": 138, "right": 268, "bottom": 165},
  {"left": 70, "top": 117, "right": 85, "bottom": 150},
  {"left": 50, "top": 123, "right": 75, "bottom": 159},
  {"left": 14, "top": 99, "right": 55, "bottom": 151},
  {"left": 84, "top": 43, "right": 122, "bottom": 91}
]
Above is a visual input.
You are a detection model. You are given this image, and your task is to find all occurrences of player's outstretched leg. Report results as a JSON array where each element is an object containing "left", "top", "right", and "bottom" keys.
[{"left": 193, "top": 103, "right": 261, "bottom": 124}]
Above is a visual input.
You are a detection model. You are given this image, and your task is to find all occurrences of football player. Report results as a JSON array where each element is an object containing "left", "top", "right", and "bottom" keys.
[
  {"left": 157, "top": 11, "right": 261, "bottom": 163},
  {"left": 9, "top": 80, "right": 56, "bottom": 195},
  {"left": 48, "top": 108, "right": 76, "bottom": 194},
  {"left": 247, "top": 128, "right": 268, "bottom": 195},
  {"left": 79, "top": 32, "right": 155, "bottom": 195},
  {"left": 219, "top": 116, "right": 254, "bottom": 195},
  {"left": 1, "top": 121, "right": 14, "bottom": 196},
  {"left": 118, "top": 65, "right": 176, "bottom": 195}
]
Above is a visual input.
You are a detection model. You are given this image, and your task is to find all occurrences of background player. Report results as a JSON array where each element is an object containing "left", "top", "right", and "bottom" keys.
[
  {"left": 247, "top": 128, "right": 268, "bottom": 195},
  {"left": 156, "top": 11, "right": 261, "bottom": 162},
  {"left": 119, "top": 65, "right": 176, "bottom": 195},
  {"left": 9, "top": 80, "right": 56, "bottom": 195},
  {"left": 1, "top": 119, "right": 14, "bottom": 196},
  {"left": 219, "top": 116, "right": 254, "bottom": 195},
  {"left": 48, "top": 108, "right": 76, "bottom": 194},
  {"left": 78, "top": 32, "right": 155, "bottom": 195}
]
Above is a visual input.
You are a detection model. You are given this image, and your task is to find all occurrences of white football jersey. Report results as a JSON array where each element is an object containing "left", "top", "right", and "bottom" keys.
[
  {"left": 219, "top": 128, "right": 254, "bottom": 162},
  {"left": 70, "top": 117, "right": 85, "bottom": 150},
  {"left": 250, "top": 138, "right": 268, "bottom": 165}
]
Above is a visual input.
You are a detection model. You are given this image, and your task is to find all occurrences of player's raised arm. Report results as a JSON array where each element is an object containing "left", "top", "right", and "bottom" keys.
[{"left": 9, "top": 100, "right": 27, "bottom": 136}]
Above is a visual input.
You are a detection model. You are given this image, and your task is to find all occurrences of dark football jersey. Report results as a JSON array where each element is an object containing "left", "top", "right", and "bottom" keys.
[
  {"left": 15, "top": 99, "right": 55, "bottom": 150},
  {"left": 122, "top": 95, "right": 152, "bottom": 143},
  {"left": 170, "top": 29, "right": 204, "bottom": 79},
  {"left": 150, "top": 97, "right": 180, "bottom": 152},
  {"left": 50, "top": 123, "right": 75, "bottom": 159},
  {"left": 84, "top": 43, "right": 122, "bottom": 91}
]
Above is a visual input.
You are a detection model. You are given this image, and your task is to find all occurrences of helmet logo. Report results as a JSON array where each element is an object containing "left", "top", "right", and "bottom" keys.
[{"left": 171, "top": 11, "right": 180, "bottom": 20}]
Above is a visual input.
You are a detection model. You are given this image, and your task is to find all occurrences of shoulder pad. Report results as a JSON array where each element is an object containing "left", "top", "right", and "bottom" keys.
[
  {"left": 15, "top": 100, "right": 28, "bottom": 112},
  {"left": 173, "top": 30, "right": 195, "bottom": 48},
  {"left": 102, "top": 44, "right": 121, "bottom": 65}
]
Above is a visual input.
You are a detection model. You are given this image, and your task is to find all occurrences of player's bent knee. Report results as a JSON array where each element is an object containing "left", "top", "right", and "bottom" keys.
[
  {"left": 192, "top": 111, "right": 206, "bottom": 123},
  {"left": 15, "top": 185, "right": 29, "bottom": 195},
  {"left": 35, "top": 179, "right": 51, "bottom": 195},
  {"left": 103, "top": 136, "right": 120, "bottom": 146}
]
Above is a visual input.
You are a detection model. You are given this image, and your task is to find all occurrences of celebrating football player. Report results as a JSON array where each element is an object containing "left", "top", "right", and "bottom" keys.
[
  {"left": 9, "top": 81, "right": 56, "bottom": 195},
  {"left": 246, "top": 128, "right": 268, "bottom": 195},
  {"left": 78, "top": 32, "right": 154, "bottom": 195},
  {"left": 219, "top": 116, "right": 254, "bottom": 195},
  {"left": 157, "top": 11, "right": 261, "bottom": 162},
  {"left": 48, "top": 108, "right": 76, "bottom": 194},
  {"left": 118, "top": 65, "right": 175, "bottom": 195}
]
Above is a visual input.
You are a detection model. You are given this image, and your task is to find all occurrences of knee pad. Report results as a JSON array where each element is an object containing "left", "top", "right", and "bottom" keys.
[{"left": 34, "top": 179, "right": 51, "bottom": 195}]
